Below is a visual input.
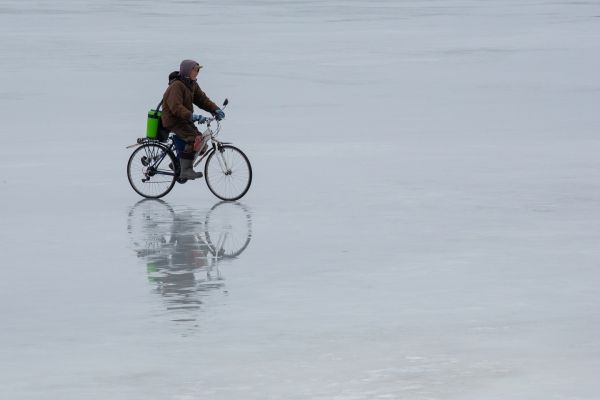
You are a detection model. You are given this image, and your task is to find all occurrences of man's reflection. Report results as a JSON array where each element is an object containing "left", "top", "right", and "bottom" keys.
[{"left": 127, "top": 200, "right": 252, "bottom": 320}]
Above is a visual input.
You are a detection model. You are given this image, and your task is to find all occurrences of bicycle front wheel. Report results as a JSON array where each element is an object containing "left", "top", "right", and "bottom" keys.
[
  {"left": 204, "top": 145, "right": 252, "bottom": 201},
  {"left": 127, "top": 143, "right": 178, "bottom": 199}
]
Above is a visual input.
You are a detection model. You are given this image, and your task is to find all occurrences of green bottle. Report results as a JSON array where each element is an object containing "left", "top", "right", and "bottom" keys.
[{"left": 146, "top": 109, "right": 162, "bottom": 139}]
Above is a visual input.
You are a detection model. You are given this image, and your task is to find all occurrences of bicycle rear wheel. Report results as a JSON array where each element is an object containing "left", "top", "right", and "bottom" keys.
[
  {"left": 127, "top": 143, "right": 178, "bottom": 199},
  {"left": 204, "top": 145, "right": 252, "bottom": 201}
]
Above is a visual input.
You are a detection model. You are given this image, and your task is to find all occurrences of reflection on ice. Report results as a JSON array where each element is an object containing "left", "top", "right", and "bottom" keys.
[{"left": 127, "top": 200, "right": 252, "bottom": 320}]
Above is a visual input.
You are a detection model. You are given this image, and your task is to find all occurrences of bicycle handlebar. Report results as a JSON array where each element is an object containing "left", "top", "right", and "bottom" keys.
[
  {"left": 198, "top": 98, "right": 229, "bottom": 126},
  {"left": 195, "top": 98, "right": 228, "bottom": 129},
  {"left": 197, "top": 115, "right": 219, "bottom": 127}
]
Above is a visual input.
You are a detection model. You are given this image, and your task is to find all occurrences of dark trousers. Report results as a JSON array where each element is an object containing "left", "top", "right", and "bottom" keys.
[{"left": 169, "top": 121, "right": 199, "bottom": 159}]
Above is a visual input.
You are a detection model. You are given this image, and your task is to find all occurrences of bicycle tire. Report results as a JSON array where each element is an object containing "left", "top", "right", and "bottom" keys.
[
  {"left": 204, "top": 145, "right": 252, "bottom": 201},
  {"left": 127, "top": 143, "right": 178, "bottom": 199}
]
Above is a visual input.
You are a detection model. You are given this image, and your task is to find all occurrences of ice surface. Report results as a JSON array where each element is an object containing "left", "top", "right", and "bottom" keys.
[{"left": 1, "top": 1, "right": 600, "bottom": 399}]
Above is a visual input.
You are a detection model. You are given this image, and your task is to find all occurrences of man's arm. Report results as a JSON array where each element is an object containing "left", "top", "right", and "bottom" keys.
[{"left": 193, "top": 83, "right": 219, "bottom": 114}]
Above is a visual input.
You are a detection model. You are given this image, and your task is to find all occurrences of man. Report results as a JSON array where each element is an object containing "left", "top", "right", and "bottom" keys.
[{"left": 161, "top": 59, "right": 225, "bottom": 179}]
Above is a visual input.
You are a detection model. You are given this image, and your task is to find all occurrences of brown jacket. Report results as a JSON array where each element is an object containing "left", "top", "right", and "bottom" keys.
[{"left": 161, "top": 77, "right": 218, "bottom": 129}]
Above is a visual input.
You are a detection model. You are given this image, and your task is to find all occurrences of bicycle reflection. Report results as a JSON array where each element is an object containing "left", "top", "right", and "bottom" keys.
[{"left": 127, "top": 199, "right": 252, "bottom": 320}]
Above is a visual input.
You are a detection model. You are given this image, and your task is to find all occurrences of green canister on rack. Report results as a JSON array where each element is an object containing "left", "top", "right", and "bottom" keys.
[{"left": 146, "top": 109, "right": 162, "bottom": 139}]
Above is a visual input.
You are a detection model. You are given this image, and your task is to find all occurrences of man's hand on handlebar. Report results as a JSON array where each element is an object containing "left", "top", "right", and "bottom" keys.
[{"left": 214, "top": 109, "right": 225, "bottom": 121}]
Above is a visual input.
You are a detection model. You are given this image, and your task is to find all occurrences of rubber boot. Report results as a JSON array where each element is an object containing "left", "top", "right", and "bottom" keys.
[{"left": 179, "top": 158, "right": 203, "bottom": 180}]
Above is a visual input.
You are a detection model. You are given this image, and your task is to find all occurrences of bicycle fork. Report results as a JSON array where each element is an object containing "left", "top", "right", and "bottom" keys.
[
  {"left": 194, "top": 144, "right": 232, "bottom": 175},
  {"left": 214, "top": 149, "right": 232, "bottom": 175}
]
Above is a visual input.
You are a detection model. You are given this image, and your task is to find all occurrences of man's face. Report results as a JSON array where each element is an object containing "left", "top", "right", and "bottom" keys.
[{"left": 190, "top": 65, "right": 200, "bottom": 80}]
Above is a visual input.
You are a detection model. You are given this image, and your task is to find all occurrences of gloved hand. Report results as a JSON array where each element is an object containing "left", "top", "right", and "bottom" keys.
[
  {"left": 214, "top": 108, "right": 225, "bottom": 121},
  {"left": 191, "top": 114, "right": 207, "bottom": 123}
]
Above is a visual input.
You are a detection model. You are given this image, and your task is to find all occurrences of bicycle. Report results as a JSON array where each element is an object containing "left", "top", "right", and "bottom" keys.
[{"left": 126, "top": 99, "right": 252, "bottom": 201}]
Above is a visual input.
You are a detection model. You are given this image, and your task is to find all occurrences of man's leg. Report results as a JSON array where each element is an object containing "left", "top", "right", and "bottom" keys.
[{"left": 171, "top": 122, "right": 203, "bottom": 179}]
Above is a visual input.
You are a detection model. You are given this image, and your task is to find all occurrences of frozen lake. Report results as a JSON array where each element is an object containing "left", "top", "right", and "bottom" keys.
[{"left": 1, "top": 1, "right": 600, "bottom": 399}]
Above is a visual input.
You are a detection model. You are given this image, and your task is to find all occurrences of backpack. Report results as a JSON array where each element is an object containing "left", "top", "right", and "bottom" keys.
[{"left": 146, "top": 71, "right": 179, "bottom": 142}]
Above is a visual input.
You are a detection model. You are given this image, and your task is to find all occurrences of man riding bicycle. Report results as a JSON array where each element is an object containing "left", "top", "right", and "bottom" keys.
[{"left": 161, "top": 59, "right": 225, "bottom": 180}]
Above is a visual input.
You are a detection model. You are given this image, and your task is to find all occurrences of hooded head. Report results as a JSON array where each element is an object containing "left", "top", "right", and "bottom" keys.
[{"left": 180, "top": 59, "right": 202, "bottom": 79}]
